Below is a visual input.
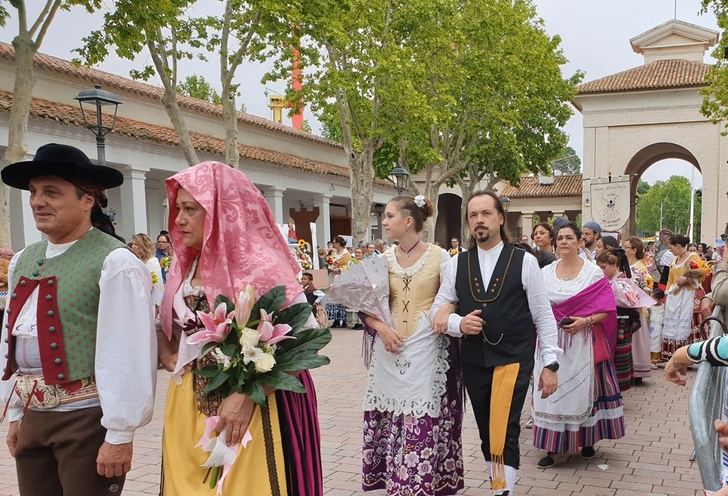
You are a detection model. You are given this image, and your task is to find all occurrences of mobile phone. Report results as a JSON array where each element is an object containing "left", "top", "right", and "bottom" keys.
[{"left": 558, "top": 317, "right": 575, "bottom": 327}]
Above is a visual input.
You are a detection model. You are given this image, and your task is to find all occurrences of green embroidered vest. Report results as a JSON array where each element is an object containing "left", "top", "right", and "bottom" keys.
[{"left": 11, "top": 228, "right": 125, "bottom": 381}]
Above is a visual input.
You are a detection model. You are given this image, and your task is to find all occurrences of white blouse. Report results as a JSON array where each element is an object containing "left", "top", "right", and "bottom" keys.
[{"left": 541, "top": 259, "right": 605, "bottom": 305}]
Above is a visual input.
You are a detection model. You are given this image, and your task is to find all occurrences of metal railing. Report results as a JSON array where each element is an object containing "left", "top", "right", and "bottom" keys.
[{"left": 689, "top": 305, "right": 727, "bottom": 493}]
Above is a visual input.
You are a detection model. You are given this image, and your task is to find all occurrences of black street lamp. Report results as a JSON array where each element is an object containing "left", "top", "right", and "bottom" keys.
[
  {"left": 74, "top": 85, "right": 122, "bottom": 166},
  {"left": 499, "top": 195, "right": 511, "bottom": 212},
  {"left": 373, "top": 203, "right": 384, "bottom": 219},
  {"left": 390, "top": 163, "right": 410, "bottom": 194}
]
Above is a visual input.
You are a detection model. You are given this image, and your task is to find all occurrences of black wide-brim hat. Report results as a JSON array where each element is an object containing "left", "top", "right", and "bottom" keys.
[{"left": 1, "top": 143, "right": 124, "bottom": 190}]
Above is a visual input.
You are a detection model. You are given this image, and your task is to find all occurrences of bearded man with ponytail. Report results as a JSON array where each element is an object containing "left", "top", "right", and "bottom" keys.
[{"left": 431, "top": 190, "right": 561, "bottom": 496}]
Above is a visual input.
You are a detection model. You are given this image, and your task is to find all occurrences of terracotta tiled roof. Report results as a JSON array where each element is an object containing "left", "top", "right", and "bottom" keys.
[
  {"left": 577, "top": 59, "right": 711, "bottom": 95},
  {"left": 0, "top": 90, "right": 357, "bottom": 179},
  {"left": 0, "top": 42, "right": 342, "bottom": 149},
  {"left": 499, "top": 174, "right": 582, "bottom": 198}
]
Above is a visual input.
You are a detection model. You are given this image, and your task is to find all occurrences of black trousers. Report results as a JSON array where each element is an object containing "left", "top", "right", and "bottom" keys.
[{"left": 462, "top": 361, "right": 533, "bottom": 469}]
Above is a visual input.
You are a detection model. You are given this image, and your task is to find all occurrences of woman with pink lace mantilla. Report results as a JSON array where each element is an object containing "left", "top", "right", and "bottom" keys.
[{"left": 157, "top": 162, "right": 323, "bottom": 495}]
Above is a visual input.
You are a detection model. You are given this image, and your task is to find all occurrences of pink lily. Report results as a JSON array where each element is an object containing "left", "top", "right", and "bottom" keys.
[
  {"left": 256, "top": 309, "right": 296, "bottom": 345},
  {"left": 234, "top": 285, "right": 255, "bottom": 327},
  {"left": 187, "top": 302, "right": 233, "bottom": 345}
]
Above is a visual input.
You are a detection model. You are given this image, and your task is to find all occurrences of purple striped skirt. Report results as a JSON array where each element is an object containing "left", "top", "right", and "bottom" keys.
[{"left": 533, "top": 360, "right": 625, "bottom": 454}]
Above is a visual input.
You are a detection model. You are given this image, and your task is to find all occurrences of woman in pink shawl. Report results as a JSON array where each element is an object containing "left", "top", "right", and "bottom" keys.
[
  {"left": 532, "top": 222, "right": 624, "bottom": 468},
  {"left": 157, "top": 162, "right": 323, "bottom": 495}
]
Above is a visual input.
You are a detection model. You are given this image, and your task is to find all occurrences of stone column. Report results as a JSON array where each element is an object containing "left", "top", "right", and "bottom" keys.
[
  {"left": 519, "top": 211, "right": 534, "bottom": 235},
  {"left": 264, "top": 187, "right": 286, "bottom": 226},
  {"left": 551, "top": 210, "right": 565, "bottom": 221},
  {"left": 118, "top": 166, "right": 149, "bottom": 240},
  {"left": 313, "top": 194, "right": 332, "bottom": 247}
]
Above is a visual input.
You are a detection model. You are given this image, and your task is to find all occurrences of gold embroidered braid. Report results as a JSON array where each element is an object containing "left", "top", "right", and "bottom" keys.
[
  {"left": 466, "top": 245, "right": 515, "bottom": 303},
  {"left": 261, "top": 398, "right": 282, "bottom": 496}
]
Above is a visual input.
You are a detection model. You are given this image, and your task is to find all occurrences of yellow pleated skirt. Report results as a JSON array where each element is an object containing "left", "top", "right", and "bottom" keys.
[{"left": 162, "top": 373, "right": 287, "bottom": 496}]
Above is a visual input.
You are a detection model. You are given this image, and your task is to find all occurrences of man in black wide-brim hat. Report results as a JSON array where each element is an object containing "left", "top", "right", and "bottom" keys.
[{"left": 0, "top": 143, "right": 157, "bottom": 495}]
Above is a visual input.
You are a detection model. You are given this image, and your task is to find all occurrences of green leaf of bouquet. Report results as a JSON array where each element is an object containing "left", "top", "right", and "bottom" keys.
[
  {"left": 214, "top": 294, "right": 234, "bottom": 314},
  {"left": 221, "top": 343, "right": 237, "bottom": 357},
  {"left": 274, "top": 354, "right": 331, "bottom": 372},
  {"left": 194, "top": 366, "right": 220, "bottom": 378},
  {"left": 276, "top": 303, "right": 313, "bottom": 331},
  {"left": 282, "top": 328, "right": 332, "bottom": 356},
  {"left": 248, "top": 381, "right": 267, "bottom": 406},
  {"left": 201, "top": 342, "right": 218, "bottom": 356},
  {"left": 204, "top": 371, "right": 230, "bottom": 395},
  {"left": 259, "top": 369, "right": 306, "bottom": 393},
  {"left": 250, "top": 286, "right": 286, "bottom": 319}
]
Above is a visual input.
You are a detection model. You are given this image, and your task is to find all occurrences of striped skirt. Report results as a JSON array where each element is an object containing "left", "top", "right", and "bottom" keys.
[
  {"left": 533, "top": 360, "right": 625, "bottom": 454},
  {"left": 615, "top": 318, "right": 634, "bottom": 391}
]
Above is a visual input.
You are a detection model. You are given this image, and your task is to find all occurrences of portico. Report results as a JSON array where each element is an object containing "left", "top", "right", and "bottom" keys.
[{"left": 0, "top": 43, "right": 393, "bottom": 250}]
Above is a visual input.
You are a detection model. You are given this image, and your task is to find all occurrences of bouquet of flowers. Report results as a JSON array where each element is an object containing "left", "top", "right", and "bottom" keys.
[
  {"left": 685, "top": 258, "right": 711, "bottom": 279},
  {"left": 326, "top": 255, "right": 337, "bottom": 271},
  {"left": 612, "top": 277, "right": 656, "bottom": 308},
  {"left": 151, "top": 271, "right": 160, "bottom": 286},
  {"left": 295, "top": 247, "right": 313, "bottom": 270},
  {"left": 160, "top": 256, "right": 172, "bottom": 271},
  {"left": 633, "top": 272, "right": 653, "bottom": 291},
  {"left": 189, "top": 285, "right": 331, "bottom": 494}
]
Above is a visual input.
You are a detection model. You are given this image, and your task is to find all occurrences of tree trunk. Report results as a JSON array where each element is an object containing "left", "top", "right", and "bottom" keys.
[
  {"left": 0, "top": 34, "right": 37, "bottom": 247},
  {"left": 459, "top": 180, "right": 475, "bottom": 243},
  {"left": 349, "top": 145, "right": 375, "bottom": 246},
  {"left": 421, "top": 171, "right": 439, "bottom": 244},
  {"left": 147, "top": 41, "right": 199, "bottom": 166},
  {"left": 221, "top": 87, "right": 239, "bottom": 168},
  {"left": 160, "top": 84, "right": 199, "bottom": 166}
]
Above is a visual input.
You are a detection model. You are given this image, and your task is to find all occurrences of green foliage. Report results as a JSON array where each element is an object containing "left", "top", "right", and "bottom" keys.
[
  {"left": 73, "top": 0, "right": 208, "bottom": 79},
  {"left": 550, "top": 147, "right": 581, "bottom": 176},
  {"left": 637, "top": 180, "right": 651, "bottom": 196},
  {"left": 636, "top": 176, "right": 701, "bottom": 238},
  {"left": 701, "top": 1, "right": 728, "bottom": 130},
  {"left": 177, "top": 74, "right": 222, "bottom": 105}
]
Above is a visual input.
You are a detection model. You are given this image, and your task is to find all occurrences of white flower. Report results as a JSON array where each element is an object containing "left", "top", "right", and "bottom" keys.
[
  {"left": 241, "top": 344, "right": 263, "bottom": 365},
  {"left": 239, "top": 328, "right": 260, "bottom": 348},
  {"left": 254, "top": 352, "right": 276, "bottom": 373},
  {"left": 211, "top": 348, "right": 232, "bottom": 371},
  {"left": 414, "top": 195, "right": 426, "bottom": 208}
]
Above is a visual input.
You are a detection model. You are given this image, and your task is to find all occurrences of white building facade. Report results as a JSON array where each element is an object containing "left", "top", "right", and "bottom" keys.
[{"left": 0, "top": 43, "right": 394, "bottom": 250}]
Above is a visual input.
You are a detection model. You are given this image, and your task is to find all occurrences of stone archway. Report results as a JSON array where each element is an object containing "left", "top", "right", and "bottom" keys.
[
  {"left": 624, "top": 142, "right": 701, "bottom": 235},
  {"left": 575, "top": 20, "right": 727, "bottom": 242},
  {"left": 435, "top": 193, "right": 462, "bottom": 247}
]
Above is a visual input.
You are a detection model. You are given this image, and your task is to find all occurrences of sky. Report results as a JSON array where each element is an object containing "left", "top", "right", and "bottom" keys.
[{"left": 0, "top": 0, "right": 719, "bottom": 187}]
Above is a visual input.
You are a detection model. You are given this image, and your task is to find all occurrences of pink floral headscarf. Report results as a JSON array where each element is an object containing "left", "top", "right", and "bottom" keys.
[{"left": 160, "top": 161, "right": 302, "bottom": 339}]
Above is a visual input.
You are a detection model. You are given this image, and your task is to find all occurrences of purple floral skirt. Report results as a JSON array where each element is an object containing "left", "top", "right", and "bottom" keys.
[{"left": 361, "top": 341, "right": 464, "bottom": 495}]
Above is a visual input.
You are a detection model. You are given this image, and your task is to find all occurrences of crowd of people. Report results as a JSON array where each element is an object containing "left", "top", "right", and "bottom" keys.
[{"left": 0, "top": 140, "right": 726, "bottom": 496}]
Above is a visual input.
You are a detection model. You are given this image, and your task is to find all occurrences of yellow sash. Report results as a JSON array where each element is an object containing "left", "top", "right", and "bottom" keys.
[{"left": 489, "top": 362, "right": 520, "bottom": 490}]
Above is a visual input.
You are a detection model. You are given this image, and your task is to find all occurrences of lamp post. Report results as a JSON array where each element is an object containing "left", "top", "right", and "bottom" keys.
[
  {"left": 74, "top": 85, "right": 122, "bottom": 166},
  {"left": 373, "top": 203, "right": 384, "bottom": 219},
  {"left": 499, "top": 195, "right": 511, "bottom": 212},
  {"left": 390, "top": 164, "right": 410, "bottom": 194}
]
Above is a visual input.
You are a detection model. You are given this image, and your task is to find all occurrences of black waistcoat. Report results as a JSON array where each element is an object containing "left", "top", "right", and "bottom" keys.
[{"left": 455, "top": 245, "right": 536, "bottom": 368}]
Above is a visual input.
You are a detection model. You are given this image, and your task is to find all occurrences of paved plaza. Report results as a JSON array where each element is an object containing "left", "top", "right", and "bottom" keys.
[{"left": 0, "top": 329, "right": 707, "bottom": 495}]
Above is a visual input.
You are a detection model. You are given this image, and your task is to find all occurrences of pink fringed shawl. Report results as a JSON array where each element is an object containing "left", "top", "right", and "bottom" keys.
[
  {"left": 160, "top": 161, "right": 302, "bottom": 339},
  {"left": 552, "top": 277, "right": 618, "bottom": 364}
]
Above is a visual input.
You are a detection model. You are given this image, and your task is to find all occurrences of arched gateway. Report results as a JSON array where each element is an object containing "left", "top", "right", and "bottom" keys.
[{"left": 574, "top": 20, "right": 726, "bottom": 242}]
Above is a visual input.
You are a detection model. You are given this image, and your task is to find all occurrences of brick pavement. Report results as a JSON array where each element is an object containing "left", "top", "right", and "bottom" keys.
[{"left": 0, "top": 329, "right": 706, "bottom": 495}]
